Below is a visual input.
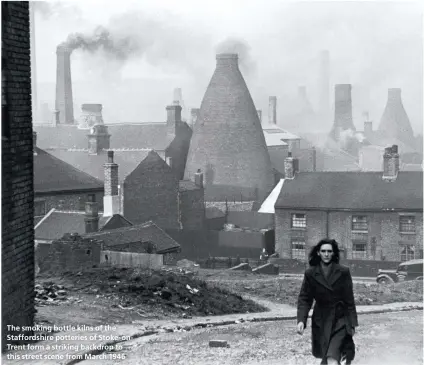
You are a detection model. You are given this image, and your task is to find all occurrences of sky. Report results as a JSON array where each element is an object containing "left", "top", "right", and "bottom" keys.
[{"left": 32, "top": 0, "right": 423, "bottom": 134}]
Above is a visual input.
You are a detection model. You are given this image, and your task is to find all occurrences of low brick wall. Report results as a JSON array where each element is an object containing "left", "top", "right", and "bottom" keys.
[{"left": 269, "top": 258, "right": 401, "bottom": 277}]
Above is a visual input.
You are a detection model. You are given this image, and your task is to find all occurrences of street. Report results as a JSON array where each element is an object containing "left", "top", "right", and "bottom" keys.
[{"left": 79, "top": 310, "right": 422, "bottom": 365}]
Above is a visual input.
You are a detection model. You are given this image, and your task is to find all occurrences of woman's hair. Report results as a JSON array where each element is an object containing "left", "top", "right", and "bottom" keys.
[{"left": 308, "top": 238, "right": 340, "bottom": 266}]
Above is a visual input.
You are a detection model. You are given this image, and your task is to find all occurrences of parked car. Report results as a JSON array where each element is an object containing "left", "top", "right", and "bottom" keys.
[{"left": 376, "top": 259, "right": 423, "bottom": 284}]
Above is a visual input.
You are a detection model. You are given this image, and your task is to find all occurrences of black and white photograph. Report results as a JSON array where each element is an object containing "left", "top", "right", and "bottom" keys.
[{"left": 2, "top": 0, "right": 423, "bottom": 364}]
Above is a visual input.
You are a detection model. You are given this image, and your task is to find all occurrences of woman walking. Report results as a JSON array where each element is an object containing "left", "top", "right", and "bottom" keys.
[{"left": 296, "top": 239, "right": 358, "bottom": 365}]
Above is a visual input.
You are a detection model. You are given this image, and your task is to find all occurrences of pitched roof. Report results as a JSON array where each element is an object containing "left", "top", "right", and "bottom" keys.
[
  {"left": 276, "top": 171, "right": 423, "bottom": 211},
  {"left": 35, "top": 210, "right": 106, "bottom": 241},
  {"left": 125, "top": 150, "right": 172, "bottom": 182},
  {"left": 34, "top": 123, "right": 168, "bottom": 150},
  {"left": 34, "top": 147, "right": 104, "bottom": 193},
  {"left": 83, "top": 221, "right": 180, "bottom": 253},
  {"left": 35, "top": 209, "right": 132, "bottom": 241},
  {"left": 44, "top": 149, "right": 163, "bottom": 182}
]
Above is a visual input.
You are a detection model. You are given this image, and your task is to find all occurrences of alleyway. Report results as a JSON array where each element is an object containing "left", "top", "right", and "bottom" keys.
[{"left": 78, "top": 310, "right": 422, "bottom": 365}]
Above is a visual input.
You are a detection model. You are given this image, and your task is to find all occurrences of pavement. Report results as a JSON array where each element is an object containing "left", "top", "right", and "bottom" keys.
[{"left": 2, "top": 297, "right": 422, "bottom": 365}]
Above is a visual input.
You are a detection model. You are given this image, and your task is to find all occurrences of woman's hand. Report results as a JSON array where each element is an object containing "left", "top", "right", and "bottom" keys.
[{"left": 297, "top": 322, "right": 304, "bottom": 335}]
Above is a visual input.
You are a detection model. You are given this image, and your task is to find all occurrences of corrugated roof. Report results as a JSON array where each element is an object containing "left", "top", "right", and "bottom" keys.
[
  {"left": 44, "top": 149, "right": 163, "bottom": 182},
  {"left": 276, "top": 171, "right": 423, "bottom": 210},
  {"left": 34, "top": 123, "right": 168, "bottom": 150},
  {"left": 34, "top": 148, "right": 104, "bottom": 193},
  {"left": 83, "top": 221, "right": 180, "bottom": 253}
]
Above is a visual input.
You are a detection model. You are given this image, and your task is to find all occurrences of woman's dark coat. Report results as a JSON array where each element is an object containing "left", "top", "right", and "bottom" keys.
[{"left": 297, "top": 263, "right": 358, "bottom": 362}]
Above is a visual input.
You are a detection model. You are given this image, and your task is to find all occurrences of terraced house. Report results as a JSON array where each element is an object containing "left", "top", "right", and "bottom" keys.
[{"left": 275, "top": 145, "right": 423, "bottom": 262}]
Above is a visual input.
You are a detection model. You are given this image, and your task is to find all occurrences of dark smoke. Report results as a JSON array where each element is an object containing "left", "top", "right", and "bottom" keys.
[
  {"left": 59, "top": 11, "right": 213, "bottom": 77},
  {"left": 215, "top": 38, "right": 257, "bottom": 76},
  {"left": 60, "top": 26, "right": 141, "bottom": 61}
]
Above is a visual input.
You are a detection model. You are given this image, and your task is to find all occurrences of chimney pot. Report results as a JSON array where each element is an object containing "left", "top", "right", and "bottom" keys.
[
  {"left": 284, "top": 153, "right": 298, "bottom": 179},
  {"left": 107, "top": 150, "right": 114, "bottom": 163},
  {"left": 84, "top": 194, "right": 99, "bottom": 233},
  {"left": 383, "top": 145, "right": 399, "bottom": 179},
  {"left": 194, "top": 169, "right": 204, "bottom": 188}
]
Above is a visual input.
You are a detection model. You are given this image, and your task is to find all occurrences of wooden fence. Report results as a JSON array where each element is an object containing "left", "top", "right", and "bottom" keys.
[{"left": 100, "top": 250, "right": 163, "bottom": 269}]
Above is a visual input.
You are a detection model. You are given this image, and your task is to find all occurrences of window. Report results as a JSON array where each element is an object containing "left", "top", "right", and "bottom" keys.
[
  {"left": 34, "top": 200, "right": 46, "bottom": 217},
  {"left": 291, "top": 240, "right": 306, "bottom": 260},
  {"left": 400, "top": 245, "right": 415, "bottom": 262},
  {"left": 352, "top": 216, "right": 368, "bottom": 232},
  {"left": 291, "top": 213, "right": 306, "bottom": 229},
  {"left": 352, "top": 242, "right": 367, "bottom": 259},
  {"left": 399, "top": 216, "right": 415, "bottom": 233}
]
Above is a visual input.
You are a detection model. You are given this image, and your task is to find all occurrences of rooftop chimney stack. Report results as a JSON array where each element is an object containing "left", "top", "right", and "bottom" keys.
[
  {"left": 84, "top": 194, "right": 99, "bottom": 233},
  {"left": 382, "top": 145, "right": 400, "bottom": 180},
  {"left": 329, "top": 84, "right": 355, "bottom": 141},
  {"left": 284, "top": 151, "right": 299, "bottom": 179},
  {"left": 268, "top": 96, "right": 277, "bottom": 125},
  {"left": 378, "top": 88, "right": 414, "bottom": 145},
  {"left": 30, "top": 2, "right": 38, "bottom": 121},
  {"left": 166, "top": 104, "right": 182, "bottom": 140},
  {"left": 55, "top": 45, "right": 74, "bottom": 125},
  {"left": 194, "top": 169, "right": 204, "bottom": 188},
  {"left": 88, "top": 125, "right": 110, "bottom": 155},
  {"left": 173, "top": 88, "right": 187, "bottom": 121},
  {"left": 80, "top": 104, "right": 104, "bottom": 129},
  {"left": 103, "top": 151, "right": 120, "bottom": 217},
  {"left": 317, "top": 50, "right": 330, "bottom": 116},
  {"left": 257, "top": 109, "right": 262, "bottom": 123}
]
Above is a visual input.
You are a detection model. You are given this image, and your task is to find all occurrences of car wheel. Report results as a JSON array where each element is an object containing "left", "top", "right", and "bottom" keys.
[{"left": 378, "top": 277, "right": 389, "bottom": 285}]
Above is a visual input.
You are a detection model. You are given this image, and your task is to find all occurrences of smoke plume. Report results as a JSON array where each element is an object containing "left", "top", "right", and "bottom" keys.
[
  {"left": 215, "top": 38, "right": 257, "bottom": 77},
  {"left": 60, "top": 26, "right": 141, "bottom": 61}
]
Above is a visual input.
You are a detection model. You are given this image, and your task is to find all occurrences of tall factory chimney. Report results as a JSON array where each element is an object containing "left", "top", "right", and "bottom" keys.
[
  {"left": 268, "top": 96, "right": 277, "bottom": 125},
  {"left": 317, "top": 50, "right": 330, "bottom": 116},
  {"left": 29, "top": 2, "right": 38, "bottom": 121},
  {"left": 184, "top": 53, "right": 274, "bottom": 202},
  {"left": 55, "top": 45, "right": 74, "bottom": 125},
  {"left": 329, "top": 84, "right": 355, "bottom": 141},
  {"left": 378, "top": 88, "right": 414, "bottom": 145}
]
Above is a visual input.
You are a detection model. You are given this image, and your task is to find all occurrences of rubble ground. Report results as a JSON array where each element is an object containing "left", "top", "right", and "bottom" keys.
[
  {"left": 34, "top": 267, "right": 267, "bottom": 327},
  {"left": 197, "top": 269, "right": 423, "bottom": 306}
]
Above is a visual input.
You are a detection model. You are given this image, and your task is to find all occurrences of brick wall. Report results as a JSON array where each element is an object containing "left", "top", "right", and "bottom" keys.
[
  {"left": 42, "top": 236, "right": 101, "bottom": 273},
  {"left": 179, "top": 188, "right": 205, "bottom": 230},
  {"left": 35, "top": 190, "right": 104, "bottom": 216},
  {"left": 1, "top": 1, "right": 35, "bottom": 350},
  {"left": 275, "top": 208, "right": 423, "bottom": 262},
  {"left": 123, "top": 155, "right": 180, "bottom": 229}
]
